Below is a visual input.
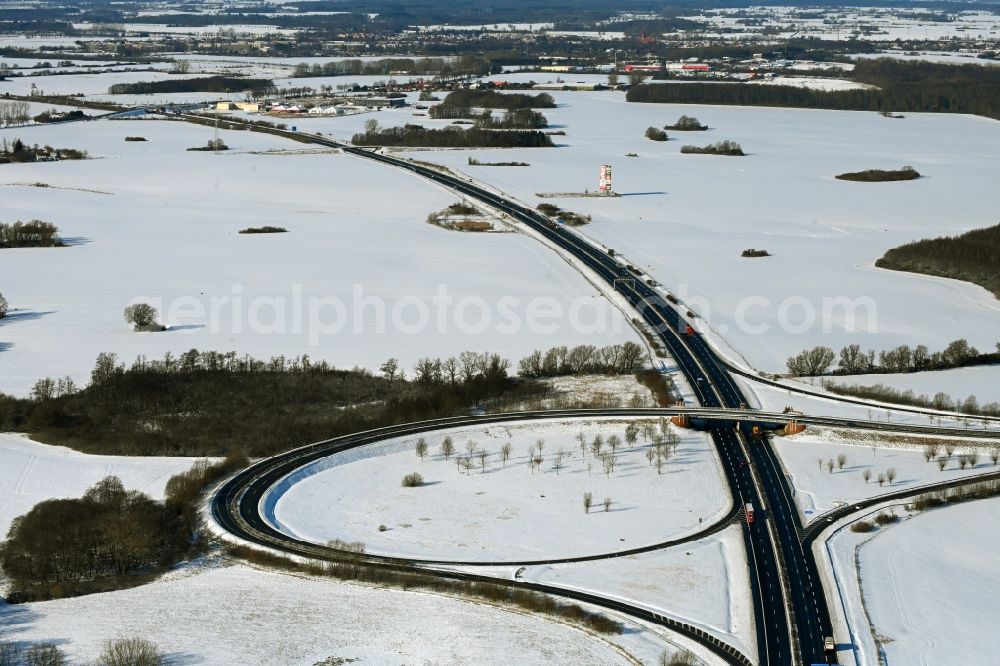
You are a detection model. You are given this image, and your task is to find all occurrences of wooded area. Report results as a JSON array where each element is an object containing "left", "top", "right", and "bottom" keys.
[
  {"left": 877, "top": 223, "right": 1000, "bottom": 298},
  {"left": 627, "top": 60, "right": 1000, "bottom": 121},
  {"left": 107, "top": 75, "right": 272, "bottom": 95}
]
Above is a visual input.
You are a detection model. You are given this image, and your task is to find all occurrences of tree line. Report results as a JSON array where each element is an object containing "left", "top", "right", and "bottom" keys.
[
  {"left": 292, "top": 55, "right": 492, "bottom": 78},
  {"left": 2, "top": 343, "right": 654, "bottom": 458},
  {"left": 517, "top": 342, "right": 646, "bottom": 378},
  {"left": 876, "top": 223, "right": 1000, "bottom": 299},
  {"left": 822, "top": 381, "right": 1000, "bottom": 417},
  {"left": 626, "top": 59, "right": 1000, "bottom": 121},
  {"left": 351, "top": 124, "right": 554, "bottom": 148},
  {"left": 434, "top": 89, "right": 556, "bottom": 110},
  {"left": 107, "top": 75, "right": 273, "bottom": 95},
  {"left": 787, "top": 339, "right": 1000, "bottom": 376}
]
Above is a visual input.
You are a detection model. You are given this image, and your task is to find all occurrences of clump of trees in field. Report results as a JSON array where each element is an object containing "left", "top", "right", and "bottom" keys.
[
  {"left": 836, "top": 166, "right": 920, "bottom": 182},
  {"left": 187, "top": 138, "right": 229, "bottom": 151},
  {"left": 680, "top": 140, "right": 744, "bottom": 156},
  {"left": 0, "top": 220, "right": 63, "bottom": 248},
  {"left": 33, "top": 109, "right": 86, "bottom": 124},
  {"left": 876, "top": 223, "right": 1000, "bottom": 299},
  {"left": 431, "top": 89, "right": 556, "bottom": 113},
  {"left": 123, "top": 303, "right": 165, "bottom": 332},
  {"left": 352, "top": 121, "right": 553, "bottom": 148},
  {"left": 0, "top": 642, "right": 70, "bottom": 665},
  {"left": 644, "top": 126, "right": 668, "bottom": 141},
  {"left": 536, "top": 203, "right": 591, "bottom": 226},
  {"left": 468, "top": 157, "right": 529, "bottom": 166},
  {"left": 664, "top": 115, "right": 708, "bottom": 131},
  {"left": 97, "top": 637, "right": 165, "bottom": 666},
  {"left": 470, "top": 109, "right": 548, "bottom": 129},
  {"left": 0, "top": 458, "right": 241, "bottom": 602},
  {"left": 401, "top": 472, "right": 425, "bottom": 487},
  {"left": 239, "top": 226, "right": 287, "bottom": 234},
  {"left": 787, "top": 338, "right": 998, "bottom": 376}
]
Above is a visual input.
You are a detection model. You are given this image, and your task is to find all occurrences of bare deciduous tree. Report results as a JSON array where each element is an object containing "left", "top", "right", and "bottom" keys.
[
  {"left": 478, "top": 449, "right": 489, "bottom": 473},
  {"left": 624, "top": 423, "right": 638, "bottom": 447},
  {"left": 466, "top": 439, "right": 478, "bottom": 455},
  {"left": 646, "top": 448, "right": 656, "bottom": 466},
  {"left": 25, "top": 643, "right": 66, "bottom": 666},
  {"left": 826, "top": 459, "right": 835, "bottom": 474},
  {"left": 938, "top": 457, "right": 947, "bottom": 472},
  {"left": 877, "top": 472, "right": 886, "bottom": 486},
  {"left": 97, "top": 638, "right": 164, "bottom": 666},
  {"left": 886, "top": 467, "right": 897, "bottom": 485},
  {"left": 862, "top": 468, "right": 872, "bottom": 484},
  {"left": 603, "top": 496, "right": 612, "bottom": 512},
  {"left": 440, "top": 436, "right": 455, "bottom": 460},
  {"left": 415, "top": 437, "right": 428, "bottom": 461},
  {"left": 0, "top": 292, "right": 7, "bottom": 319},
  {"left": 500, "top": 442, "right": 513, "bottom": 466},
  {"left": 837, "top": 453, "right": 847, "bottom": 470},
  {"left": 583, "top": 491, "right": 593, "bottom": 514},
  {"left": 608, "top": 434, "right": 621, "bottom": 453}
]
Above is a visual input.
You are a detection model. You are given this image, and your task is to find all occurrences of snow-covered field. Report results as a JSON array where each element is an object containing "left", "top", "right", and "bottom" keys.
[
  {"left": 752, "top": 76, "right": 873, "bottom": 92},
  {"left": 266, "top": 418, "right": 730, "bottom": 560},
  {"left": 391, "top": 90, "right": 1000, "bottom": 376},
  {"left": 856, "top": 498, "right": 1000, "bottom": 665},
  {"left": 526, "top": 525, "right": 755, "bottom": 657},
  {"left": 1, "top": 561, "right": 649, "bottom": 665},
  {"left": 773, "top": 427, "right": 998, "bottom": 520},
  {"left": 0, "top": 118, "right": 640, "bottom": 396},
  {"left": 0, "top": 433, "right": 195, "bottom": 536},
  {"left": 822, "top": 497, "right": 1000, "bottom": 666},
  {"left": 809, "top": 365, "right": 1000, "bottom": 407}
]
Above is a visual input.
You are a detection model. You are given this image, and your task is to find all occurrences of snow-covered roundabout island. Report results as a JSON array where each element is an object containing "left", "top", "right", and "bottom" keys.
[{"left": 264, "top": 417, "right": 731, "bottom": 562}]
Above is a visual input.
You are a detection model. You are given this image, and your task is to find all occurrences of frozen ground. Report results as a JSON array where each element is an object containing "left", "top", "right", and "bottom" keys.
[
  {"left": 772, "top": 427, "right": 998, "bottom": 521},
  {"left": 0, "top": 433, "right": 195, "bottom": 537},
  {"left": 752, "top": 76, "right": 874, "bottom": 92},
  {"left": 393, "top": 90, "right": 1000, "bottom": 375},
  {"left": 858, "top": 498, "right": 1000, "bottom": 666},
  {"left": 525, "top": 525, "right": 755, "bottom": 657},
  {"left": 807, "top": 365, "right": 1000, "bottom": 407},
  {"left": 822, "top": 497, "right": 1000, "bottom": 666},
  {"left": 0, "top": 562, "right": 649, "bottom": 666},
  {"left": 0, "top": 118, "right": 640, "bottom": 396},
  {"left": 267, "top": 418, "right": 730, "bottom": 561}
]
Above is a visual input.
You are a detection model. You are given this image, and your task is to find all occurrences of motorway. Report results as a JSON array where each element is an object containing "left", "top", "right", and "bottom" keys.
[{"left": 179, "top": 115, "right": 1000, "bottom": 666}]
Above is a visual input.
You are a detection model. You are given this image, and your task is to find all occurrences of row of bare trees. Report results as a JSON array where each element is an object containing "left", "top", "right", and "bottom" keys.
[
  {"left": 0, "top": 100, "right": 30, "bottom": 127},
  {"left": 788, "top": 338, "right": 997, "bottom": 376},
  {"left": 517, "top": 342, "right": 647, "bottom": 378}
]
